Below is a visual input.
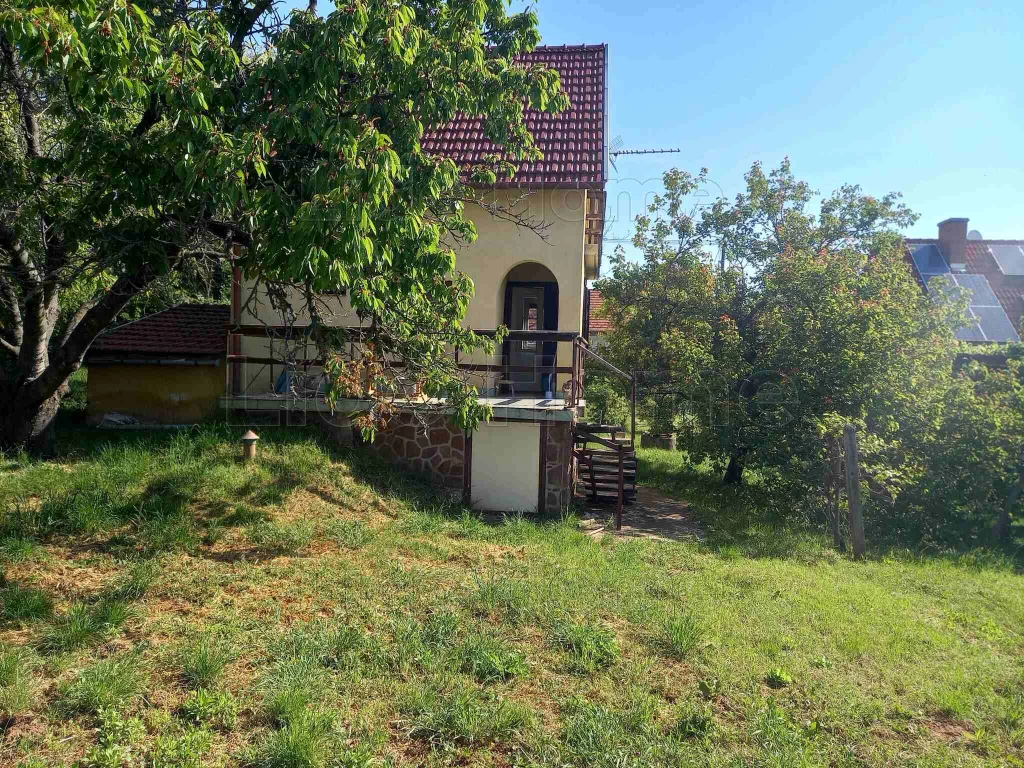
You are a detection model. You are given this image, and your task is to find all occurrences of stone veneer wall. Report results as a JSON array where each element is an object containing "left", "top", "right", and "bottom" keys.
[
  {"left": 543, "top": 420, "right": 575, "bottom": 513},
  {"left": 370, "top": 412, "right": 466, "bottom": 489}
]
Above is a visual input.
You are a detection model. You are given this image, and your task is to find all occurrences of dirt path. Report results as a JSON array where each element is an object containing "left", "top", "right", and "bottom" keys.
[{"left": 578, "top": 486, "right": 704, "bottom": 542}]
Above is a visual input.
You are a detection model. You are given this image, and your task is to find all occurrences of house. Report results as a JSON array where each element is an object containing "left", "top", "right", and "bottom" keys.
[
  {"left": 85, "top": 304, "right": 230, "bottom": 425},
  {"left": 220, "top": 44, "right": 620, "bottom": 513},
  {"left": 585, "top": 288, "right": 613, "bottom": 343},
  {"left": 907, "top": 218, "right": 1023, "bottom": 342}
]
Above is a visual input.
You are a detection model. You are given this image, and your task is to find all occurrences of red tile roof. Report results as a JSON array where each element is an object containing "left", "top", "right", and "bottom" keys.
[
  {"left": 907, "top": 238, "right": 1024, "bottom": 332},
  {"left": 421, "top": 44, "right": 606, "bottom": 188},
  {"left": 87, "top": 304, "right": 230, "bottom": 359},
  {"left": 588, "top": 289, "right": 613, "bottom": 333}
]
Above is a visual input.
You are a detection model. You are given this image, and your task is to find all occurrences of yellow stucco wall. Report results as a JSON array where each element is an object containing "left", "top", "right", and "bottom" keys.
[
  {"left": 87, "top": 363, "right": 224, "bottom": 425},
  {"left": 236, "top": 188, "right": 589, "bottom": 395}
]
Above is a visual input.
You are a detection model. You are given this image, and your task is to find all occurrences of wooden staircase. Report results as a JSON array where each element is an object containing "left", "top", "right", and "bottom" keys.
[{"left": 573, "top": 423, "right": 637, "bottom": 508}]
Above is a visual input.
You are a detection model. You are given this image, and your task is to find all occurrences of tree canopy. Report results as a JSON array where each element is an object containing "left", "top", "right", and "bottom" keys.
[{"left": 1, "top": 0, "right": 566, "bottom": 451}]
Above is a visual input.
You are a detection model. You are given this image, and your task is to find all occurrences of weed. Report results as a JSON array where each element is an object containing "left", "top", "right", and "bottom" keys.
[
  {"left": 0, "top": 535, "right": 41, "bottom": 563},
  {"left": 39, "top": 600, "right": 135, "bottom": 653},
  {"left": 551, "top": 618, "right": 620, "bottom": 674},
  {"left": 402, "top": 681, "right": 532, "bottom": 748},
  {"left": 469, "top": 573, "right": 532, "bottom": 624},
  {"left": 421, "top": 610, "right": 462, "bottom": 650},
  {"left": 180, "top": 687, "right": 237, "bottom": 730},
  {"left": 750, "top": 699, "right": 810, "bottom": 765},
  {"left": 0, "top": 583, "right": 53, "bottom": 623},
  {"left": 663, "top": 612, "right": 703, "bottom": 659},
  {"left": 247, "top": 520, "right": 314, "bottom": 556},
  {"left": 674, "top": 701, "right": 714, "bottom": 739},
  {"left": 60, "top": 655, "right": 143, "bottom": 714},
  {"left": 179, "top": 634, "right": 236, "bottom": 689},
  {"left": 104, "top": 561, "right": 159, "bottom": 602},
  {"left": 150, "top": 726, "right": 213, "bottom": 768},
  {"left": 262, "top": 656, "right": 330, "bottom": 727},
  {"left": 698, "top": 677, "right": 721, "bottom": 699},
  {"left": 459, "top": 634, "right": 528, "bottom": 683},
  {"left": 0, "top": 645, "right": 33, "bottom": 716},
  {"left": 252, "top": 709, "right": 340, "bottom": 768},
  {"left": 326, "top": 519, "right": 372, "bottom": 550},
  {"left": 765, "top": 668, "right": 793, "bottom": 689}
]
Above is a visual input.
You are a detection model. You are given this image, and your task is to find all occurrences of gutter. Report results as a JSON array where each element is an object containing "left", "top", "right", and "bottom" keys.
[{"left": 86, "top": 357, "right": 222, "bottom": 367}]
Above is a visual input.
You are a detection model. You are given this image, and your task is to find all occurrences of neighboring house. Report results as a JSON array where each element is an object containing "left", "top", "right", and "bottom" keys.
[
  {"left": 907, "top": 218, "right": 1023, "bottom": 343},
  {"left": 85, "top": 304, "right": 230, "bottom": 424},
  {"left": 222, "top": 44, "right": 612, "bottom": 513}
]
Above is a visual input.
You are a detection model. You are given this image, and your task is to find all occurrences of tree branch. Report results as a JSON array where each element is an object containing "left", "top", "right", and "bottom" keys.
[{"left": 0, "top": 34, "right": 42, "bottom": 158}]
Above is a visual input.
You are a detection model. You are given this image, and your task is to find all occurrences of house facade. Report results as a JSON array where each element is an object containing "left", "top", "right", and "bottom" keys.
[{"left": 222, "top": 44, "right": 612, "bottom": 513}]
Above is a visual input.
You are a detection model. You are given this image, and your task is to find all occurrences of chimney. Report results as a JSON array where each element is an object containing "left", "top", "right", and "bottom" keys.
[{"left": 938, "top": 218, "right": 968, "bottom": 272}]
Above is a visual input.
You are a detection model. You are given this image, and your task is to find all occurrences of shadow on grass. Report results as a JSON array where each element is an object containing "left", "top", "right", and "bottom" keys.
[{"left": 636, "top": 448, "right": 1024, "bottom": 569}]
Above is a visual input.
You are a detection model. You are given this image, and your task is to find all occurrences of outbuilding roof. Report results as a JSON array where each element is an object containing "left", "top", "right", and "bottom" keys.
[
  {"left": 421, "top": 44, "right": 607, "bottom": 188},
  {"left": 587, "top": 288, "right": 613, "bottom": 333},
  {"left": 87, "top": 304, "right": 230, "bottom": 359}
]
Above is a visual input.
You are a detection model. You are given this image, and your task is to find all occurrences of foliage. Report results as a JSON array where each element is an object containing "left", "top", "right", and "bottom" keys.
[
  {"left": 180, "top": 687, "right": 237, "bottom": 730},
  {"left": 0, "top": 0, "right": 567, "bottom": 450},
  {"left": 598, "top": 161, "right": 1024, "bottom": 546}
]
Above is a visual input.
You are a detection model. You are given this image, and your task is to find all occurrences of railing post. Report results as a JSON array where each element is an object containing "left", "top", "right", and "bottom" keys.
[
  {"left": 616, "top": 444, "right": 624, "bottom": 531},
  {"left": 571, "top": 338, "right": 579, "bottom": 408},
  {"left": 630, "top": 372, "right": 636, "bottom": 447}
]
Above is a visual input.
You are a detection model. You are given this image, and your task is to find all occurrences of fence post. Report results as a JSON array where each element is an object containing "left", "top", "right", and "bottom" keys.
[
  {"left": 630, "top": 373, "right": 637, "bottom": 447},
  {"left": 843, "top": 425, "right": 865, "bottom": 559}
]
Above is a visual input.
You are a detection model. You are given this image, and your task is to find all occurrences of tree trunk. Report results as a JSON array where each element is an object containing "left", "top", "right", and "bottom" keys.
[
  {"left": 723, "top": 455, "right": 744, "bottom": 485},
  {"left": 0, "top": 384, "right": 64, "bottom": 457}
]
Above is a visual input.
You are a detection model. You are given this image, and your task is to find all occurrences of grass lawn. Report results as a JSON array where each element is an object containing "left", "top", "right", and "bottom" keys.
[{"left": 1, "top": 425, "right": 1022, "bottom": 767}]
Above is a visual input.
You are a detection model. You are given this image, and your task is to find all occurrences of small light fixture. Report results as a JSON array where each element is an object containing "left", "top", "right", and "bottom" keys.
[{"left": 240, "top": 430, "right": 260, "bottom": 462}]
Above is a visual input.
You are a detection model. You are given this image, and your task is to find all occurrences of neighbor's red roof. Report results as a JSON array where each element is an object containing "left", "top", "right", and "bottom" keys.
[
  {"left": 907, "top": 238, "right": 1024, "bottom": 330},
  {"left": 88, "top": 304, "right": 230, "bottom": 359},
  {"left": 421, "top": 44, "right": 606, "bottom": 188},
  {"left": 588, "top": 289, "right": 612, "bottom": 333}
]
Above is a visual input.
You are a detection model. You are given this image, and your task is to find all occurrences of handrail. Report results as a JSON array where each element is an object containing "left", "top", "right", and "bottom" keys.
[
  {"left": 572, "top": 337, "right": 637, "bottom": 448},
  {"left": 575, "top": 340, "right": 631, "bottom": 382},
  {"left": 574, "top": 429, "right": 626, "bottom": 452}
]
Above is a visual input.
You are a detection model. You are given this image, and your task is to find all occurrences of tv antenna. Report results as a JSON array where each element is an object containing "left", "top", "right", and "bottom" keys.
[{"left": 608, "top": 136, "right": 680, "bottom": 172}]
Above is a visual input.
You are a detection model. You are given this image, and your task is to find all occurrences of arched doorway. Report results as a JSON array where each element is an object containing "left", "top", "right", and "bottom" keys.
[{"left": 500, "top": 263, "right": 559, "bottom": 394}]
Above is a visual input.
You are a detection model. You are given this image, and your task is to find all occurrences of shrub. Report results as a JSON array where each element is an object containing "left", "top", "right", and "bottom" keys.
[
  {"left": 551, "top": 619, "right": 620, "bottom": 674},
  {"left": 459, "top": 634, "right": 528, "bottom": 683},
  {"left": 179, "top": 635, "right": 236, "bottom": 689},
  {"left": 61, "top": 656, "right": 143, "bottom": 714},
  {"left": 663, "top": 612, "right": 703, "bottom": 659},
  {"left": 0, "top": 584, "right": 53, "bottom": 623},
  {"left": 181, "top": 687, "right": 237, "bottom": 730},
  {"left": 246, "top": 521, "right": 313, "bottom": 556}
]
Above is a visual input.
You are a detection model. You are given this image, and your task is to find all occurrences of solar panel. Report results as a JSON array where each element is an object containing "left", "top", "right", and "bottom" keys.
[
  {"left": 911, "top": 244, "right": 949, "bottom": 275},
  {"left": 973, "top": 306, "right": 1020, "bottom": 342},
  {"left": 989, "top": 244, "right": 1024, "bottom": 276},
  {"left": 924, "top": 272, "right": 1019, "bottom": 342},
  {"left": 951, "top": 274, "right": 999, "bottom": 307},
  {"left": 953, "top": 315, "right": 987, "bottom": 342}
]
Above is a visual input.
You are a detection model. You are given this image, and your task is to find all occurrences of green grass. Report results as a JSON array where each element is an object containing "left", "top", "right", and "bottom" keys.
[{"left": 0, "top": 425, "right": 1023, "bottom": 766}]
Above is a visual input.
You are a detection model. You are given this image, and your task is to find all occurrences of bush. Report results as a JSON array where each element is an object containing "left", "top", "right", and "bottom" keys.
[{"left": 551, "top": 619, "right": 619, "bottom": 674}]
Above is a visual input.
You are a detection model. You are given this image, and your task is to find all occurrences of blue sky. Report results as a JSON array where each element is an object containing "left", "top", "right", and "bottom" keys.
[{"left": 526, "top": 0, "right": 1023, "bottom": 247}]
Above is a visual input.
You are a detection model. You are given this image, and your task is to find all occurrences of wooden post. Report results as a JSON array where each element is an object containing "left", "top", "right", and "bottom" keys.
[
  {"left": 843, "top": 425, "right": 865, "bottom": 559},
  {"left": 630, "top": 373, "right": 637, "bottom": 447},
  {"left": 616, "top": 444, "right": 624, "bottom": 531}
]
